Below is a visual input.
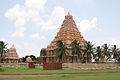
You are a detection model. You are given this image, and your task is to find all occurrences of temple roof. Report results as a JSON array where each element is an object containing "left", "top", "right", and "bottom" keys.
[
  {"left": 4, "top": 45, "right": 19, "bottom": 59},
  {"left": 46, "top": 13, "right": 86, "bottom": 50}
]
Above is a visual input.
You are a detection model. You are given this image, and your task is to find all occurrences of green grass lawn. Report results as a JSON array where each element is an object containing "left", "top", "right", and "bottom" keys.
[
  {"left": 0, "top": 67, "right": 120, "bottom": 75},
  {"left": 0, "top": 74, "right": 120, "bottom": 80}
]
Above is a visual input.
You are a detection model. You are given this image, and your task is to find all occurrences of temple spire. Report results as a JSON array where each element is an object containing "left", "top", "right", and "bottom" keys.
[
  {"left": 11, "top": 44, "right": 15, "bottom": 48},
  {"left": 46, "top": 13, "right": 86, "bottom": 49}
]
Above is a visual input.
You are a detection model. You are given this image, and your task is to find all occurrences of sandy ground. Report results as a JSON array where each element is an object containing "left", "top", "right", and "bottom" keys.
[{"left": 0, "top": 72, "right": 120, "bottom": 78}]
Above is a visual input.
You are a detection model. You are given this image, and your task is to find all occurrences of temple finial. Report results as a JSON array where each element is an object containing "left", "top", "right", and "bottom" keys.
[
  {"left": 12, "top": 44, "right": 14, "bottom": 47},
  {"left": 11, "top": 44, "right": 16, "bottom": 49},
  {"left": 68, "top": 12, "right": 70, "bottom": 15}
]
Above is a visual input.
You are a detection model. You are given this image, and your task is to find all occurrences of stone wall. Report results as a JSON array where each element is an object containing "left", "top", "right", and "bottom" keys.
[
  {"left": 62, "top": 63, "right": 120, "bottom": 69},
  {"left": 0, "top": 63, "right": 42, "bottom": 68},
  {"left": 0, "top": 63, "right": 120, "bottom": 69}
]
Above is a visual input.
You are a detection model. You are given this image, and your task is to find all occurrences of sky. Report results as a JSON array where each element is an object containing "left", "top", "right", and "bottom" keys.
[{"left": 0, "top": 0, "right": 120, "bottom": 57}]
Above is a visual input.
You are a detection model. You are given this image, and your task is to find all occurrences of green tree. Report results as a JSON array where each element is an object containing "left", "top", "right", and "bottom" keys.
[
  {"left": 112, "top": 45, "right": 120, "bottom": 62},
  {"left": 19, "top": 57, "right": 26, "bottom": 62},
  {"left": 0, "top": 41, "right": 8, "bottom": 63},
  {"left": 83, "top": 41, "right": 94, "bottom": 63},
  {"left": 29, "top": 55, "right": 36, "bottom": 61},
  {"left": 54, "top": 40, "right": 68, "bottom": 62},
  {"left": 0, "top": 41, "right": 8, "bottom": 57},
  {"left": 95, "top": 46, "right": 103, "bottom": 62},
  {"left": 71, "top": 40, "right": 83, "bottom": 63},
  {"left": 102, "top": 44, "right": 111, "bottom": 62}
]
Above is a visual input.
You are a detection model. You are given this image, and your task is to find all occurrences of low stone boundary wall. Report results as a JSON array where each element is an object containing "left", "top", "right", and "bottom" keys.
[
  {"left": 0, "top": 63, "right": 120, "bottom": 69},
  {"left": 0, "top": 63, "right": 42, "bottom": 68},
  {"left": 62, "top": 63, "right": 120, "bottom": 69},
  {"left": 0, "top": 63, "right": 28, "bottom": 68}
]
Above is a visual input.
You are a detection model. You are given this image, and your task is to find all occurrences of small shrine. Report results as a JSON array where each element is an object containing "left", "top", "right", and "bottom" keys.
[
  {"left": 3, "top": 45, "right": 19, "bottom": 63},
  {"left": 25, "top": 57, "right": 33, "bottom": 63},
  {"left": 25, "top": 57, "right": 35, "bottom": 68}
]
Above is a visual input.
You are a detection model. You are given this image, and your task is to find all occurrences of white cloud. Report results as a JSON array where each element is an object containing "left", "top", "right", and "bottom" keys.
[
  {"left": 42, "top": 6, "right": 65, "bottom": 29},
  {"left": 15, "top": 43, "right": 40, "bottom": 57},
  {"left": 5, "top": 0, "right": 47, "bottom": 38},
  {"left": 78, "top": 17, "right": 97, "bottom": 33},
  {"left": 30, "top": 33, "right": 46, "bottom": 40},
  {"left": 25, "top": 0, "right": 47, "bottom": 22},
  {"left": 5, "top": 4, "right": 27, "bottom": 38},
  {"left": 11, "top": 18, "right": 26, "bottom": 37}
]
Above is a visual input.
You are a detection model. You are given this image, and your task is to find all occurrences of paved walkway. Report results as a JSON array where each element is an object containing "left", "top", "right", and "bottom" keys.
[{"left": 0, "top": 72, "right": 120, "bottom": 78}]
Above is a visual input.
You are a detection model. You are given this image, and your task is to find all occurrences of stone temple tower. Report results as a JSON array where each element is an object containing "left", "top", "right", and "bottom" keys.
[
  {"left": 40, "top": 13, "right": 87, "bottom": 63},
  {"left": 47, "top": 12, "right": 86, "bottom": 50}
]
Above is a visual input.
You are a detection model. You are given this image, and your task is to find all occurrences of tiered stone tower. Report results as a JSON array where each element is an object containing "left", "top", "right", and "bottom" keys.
[
  {"left": 3, "top": 45, "right": 19, "bottom": 63},
  {"left": 40, "top": 13, "right": 87, "bottom": 63},
  {"left": 47, "top": 12, "right": 86, "bottom": 50}
]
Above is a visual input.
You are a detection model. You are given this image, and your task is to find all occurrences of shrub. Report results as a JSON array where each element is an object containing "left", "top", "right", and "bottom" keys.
[{"left": 0, "top": 65, "right": 4, "bottom": 72}]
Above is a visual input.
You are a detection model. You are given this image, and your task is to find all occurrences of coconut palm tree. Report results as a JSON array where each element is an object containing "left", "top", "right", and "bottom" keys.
[
  {"left": 102, "top": 44, "right": 111, "bottom": 62},
  {"left": 117, "top": 50, "right": 120, "bottom": 62},
  {"left": 83, "top": 41, "right": 94, "bottom": 63},
  {"left": 54, "top": 40, "right": 68, "bottom": 62},
  {"left": 71, "top": 40, "right": 83, "bottom": 63},
  {"left": 95, "top": 46, "right": 103, "bottom": 62},
  {"left": 112, "top": 45, "right": 120, "bottom": 62},
  {"left": 71, "top": 40, "right": 77, "bottom": 63},
  {"left": 0, "top": 41, "right": 8, "bottom": 57},
  {"left": 0, "top": 41, "right": 8, "bottom": 63}
]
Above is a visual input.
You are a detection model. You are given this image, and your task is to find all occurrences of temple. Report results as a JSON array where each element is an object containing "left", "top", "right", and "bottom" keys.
[
  {"left": 3, "top": 45, "right": 19, "bottom": 63},
  {"left": 40, "top": 13, "right": 88, "bottom": 63}
]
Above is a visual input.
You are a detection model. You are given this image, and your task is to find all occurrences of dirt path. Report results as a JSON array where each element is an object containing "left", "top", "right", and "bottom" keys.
[{"left": 0, "top": 72, "right": 120, "bottom": 78}]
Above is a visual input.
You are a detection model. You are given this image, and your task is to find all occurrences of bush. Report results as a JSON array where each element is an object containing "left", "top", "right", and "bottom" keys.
[{"left": 0, "top": 65, "right": 4, "bottom": 72}]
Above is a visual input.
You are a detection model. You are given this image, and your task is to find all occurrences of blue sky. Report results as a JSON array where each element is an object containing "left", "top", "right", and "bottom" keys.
[{"left": 0, "top": 0, "right": 120, "bottom": 57}]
